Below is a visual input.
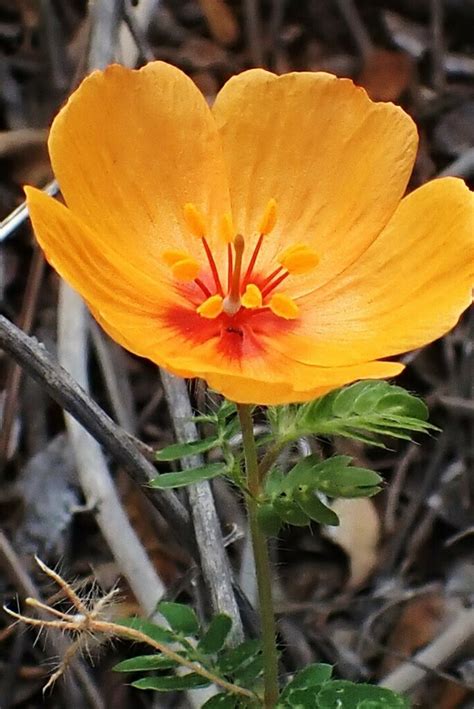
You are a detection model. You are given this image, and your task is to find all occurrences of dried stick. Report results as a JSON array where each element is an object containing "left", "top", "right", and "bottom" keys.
[
  {"left": 160, "top": 371, "right": 244, "bottom": 644},
  {"left": 244, "top": 0, "right": 264, "bottom": 67},
  {"left": 89, "top": 322, "right": 137, "bottom": 434},
  {"left": 58, "top": 287, "right": 165, "bottom": 615},
  {"left": 0, "top": 180, "right": 58, "bottom": 242},
  {"left": 0, "top": 248, "right": 45, "bottom": 470},
  {"left": 379, "top": 608, "right": 474, "bottom": 693},
  {"left": 4, "top": 560, "right": 257, "bottom": 702},
  {"left": 381, "top": 432, "right": 448, "bottom": 574},
  {"left": 334, "top": 0, "right": 373, "bottom": 59},
  {"left": 437, "top": 148, "right": 474, "bottom": 179},
  {"left": 430, "top": 0, "right": 445, "bottom": 93},
  {"left": 0, "top": 316, "right": 192, "bottom": 540}
]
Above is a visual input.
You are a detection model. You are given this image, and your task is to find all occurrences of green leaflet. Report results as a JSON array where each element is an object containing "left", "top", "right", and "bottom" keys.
[
  {"left": 150, "top": 463, "right": 226, "bottom": 488},
  {"left": 155, "top": 436, "right": 221, "bottom": 461},
  {"left": 269, "top": 380, "right": 435, "bottom": 448}
]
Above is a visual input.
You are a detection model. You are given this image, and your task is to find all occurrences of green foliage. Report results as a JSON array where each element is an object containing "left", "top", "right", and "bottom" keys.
[
  {"left": 113, "top": 607, "right": 261, "bottom": 699},
  {"left": 278, "top": 664, "right": 409, "bottom": 708},
  {"left": 270, "top": 380, "right": 435, "bottom": 448},
  {"left": 114, "top": 654, "right": 182, "bottom": 672},
  {"left": 151, "top": 382, "right": 433, "bottom": 498},
  {"left": 157, "top": 601, "right": 200, "bottom": 635},
  {"left": 155, "top": 437, "right": 222, "bottom": 461},
  {"left": 132, "top": 673, "right": 211, "bottom": 691},
  {"left": 258, "top": 455, "right": 384, "bottom": 530},
  {"left": 114, "top": 610, "right": 408, "bottom": 707},
  {"left": 202, "top": 696, "right": 258, "bottom": 708},
  {"left": 152, "top": 399, "right": 243, "bottom": 489},
  {"left": 198, "top": 614, "right": 233, "bottom": 654},
  {"left": 285, "top": 455, "right": 383, "bottom": 498},
  {"left": 114, "top": 616, "right": 175, "bottom": 643},
  {"left": 150, "top": 463, "right": 226, "bottom": 488},
  {"left": 218, "top": 639, "right": 264, "bottom": 685}
]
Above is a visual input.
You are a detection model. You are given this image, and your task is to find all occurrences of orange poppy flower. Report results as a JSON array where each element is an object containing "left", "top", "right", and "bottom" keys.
[{"left": 26, "top": 62, "right": 473, "bottom": 405}]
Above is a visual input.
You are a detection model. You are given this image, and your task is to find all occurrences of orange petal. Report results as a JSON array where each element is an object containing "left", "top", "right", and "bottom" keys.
[
  {"left": 28, "top": 189, "right": 405, "bottom": 405},
  {"left": 284, "top": 177, "right": 474, "bottom": 365},
  {"left": 159, "top": 330, "right": 404, "bottom": 391},
  {"left": 26, "top": 187, "right": 167, "bottom": 311},
  {"left": 26, "top": 188, "right": 201, "bottom": 374},
  {"left": 90, "top": 304, "right": 405, "bottom": 403},
  {"left": 212, "top": 70, "right": 417, "bottom": 292},
  {"left": 87, "top": 302, "right": 196, "bottom": 378},
  {"left": 203, "top": 359, "right": 404, "bottom": 405},
  {"left": 49, "top": 62, "right": 230, "bottom": 281}
]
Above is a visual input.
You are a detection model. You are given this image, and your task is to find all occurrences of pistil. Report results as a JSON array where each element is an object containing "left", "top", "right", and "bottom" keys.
[
  {"left": 223, "top": 234, "right": 244, "bottom": 315},
  {"left": 227, "top": 243, "right": 233, "bottom": 292}
]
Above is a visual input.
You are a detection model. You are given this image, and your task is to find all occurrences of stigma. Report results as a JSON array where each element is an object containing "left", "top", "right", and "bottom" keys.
[{"left": 163, "top": 199, "right": 319, "bottom": 322}]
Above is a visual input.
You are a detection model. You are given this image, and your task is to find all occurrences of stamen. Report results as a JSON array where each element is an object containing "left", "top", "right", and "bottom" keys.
[
  {"left": 183, "top": 203, "right": 207, "bottom": 238},
  {"left": 259, "top": 265, "right": 284, "bottom": 290},
  {"left": 269, "top": 293, "right": 299, "bottom": 319},
  {"left": 261, "top": 270, "right": 290, "bottom": 298},
  {"left": 194, "top": 278, "right": 212, "bottom": 297},
  {"left": 278, "top": 244, "right": 320, "bottom": 274},
  {"left": 171, "top": 257, "right": 200, "bottom": 282},
  {"left": 242, "top": 284, "right": 263, "bottom": 309},
  {"left": 162, "top": 249, "right": 191, "bottom": 266},
  {"left": 219, "top": 212, "right": 235, "bottom": 243},
  {"left": 223, "top": 234, "right": 244, "bottom": 316},
  {"left": 243, "top": 234, "right": 263, "bottom": 285},
  {"left": 197, "top": 294, "right": 224, "bottom": 319},
  {"left": 243, "top": 199, "right": 277, "bottom": 285},
  {"left": 202, "top": 238, "right": 223, "bottom": 295},
  {"left": 258, "top": 198, "right": 277, "bottom": 235}
]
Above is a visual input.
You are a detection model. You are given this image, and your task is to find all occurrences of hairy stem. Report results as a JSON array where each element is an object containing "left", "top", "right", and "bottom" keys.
[
  {"left": 237, "top": 404, "right": 279, "bottom": 707},
  {"left": 258, "top": 442, "right": 285, "bottom": 484}
]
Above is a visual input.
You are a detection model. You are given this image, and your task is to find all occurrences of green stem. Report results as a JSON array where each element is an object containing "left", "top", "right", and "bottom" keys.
[
  {"left": 237, "top": 404, "right": 279, "bottom": 708},
  {"left": 258, "top": 442, "right": 285, "bottom": 484}
]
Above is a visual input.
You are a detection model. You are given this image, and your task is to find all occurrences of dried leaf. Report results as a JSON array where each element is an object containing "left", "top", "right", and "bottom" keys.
[
  {"left": 379, "top": 593, "right": 447, "bottom": 675},
  {"left": 198, "top": 0, "right": 239, "bottom": 46},
  {"left": 14, "top": 434, "right": 79, "bottom": 558},
  {"left": 178, "top": 36, "right": 230, "bottom": 71},
  {"left": 358, "top": 49, "right": 414, "bottom": 102},
  {"left": 324, "top": 498, "right": 380, "bottom": 588}
]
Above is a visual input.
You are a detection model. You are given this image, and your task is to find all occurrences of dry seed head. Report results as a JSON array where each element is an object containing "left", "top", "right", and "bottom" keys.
[{"left": 3, "top": 557, "right": 124, "bottom": 692}]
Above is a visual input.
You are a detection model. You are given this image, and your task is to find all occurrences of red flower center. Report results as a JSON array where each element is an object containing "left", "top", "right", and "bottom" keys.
[{"left": 161, "top": 200, "right": 320, "bottom": 361}]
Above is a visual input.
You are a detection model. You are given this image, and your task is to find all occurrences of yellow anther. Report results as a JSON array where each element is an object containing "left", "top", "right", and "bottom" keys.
[
  {"left": 183, "top": 203, "right": 207, "bottom": 238},
  {"left": 258, "top": 198, "right": 277, "bottom": 236},
  {"left": 162, "top": 249, "right": 192, "bottom": 267},
  {"left": 277, "top": 244, "right": 320, "bottom": 275},
  {"left": 219, "top": 212, "right": 235, "bottom": 243},
  {"left": 197, "top": 294, "right": 224, "bottom": 319},
  {"left": 269, "top": 293, "right": 299, "bottom": 320},
  {"left": 241, "top": 284, "right": 263, "bottom": 309},
  {"left": 171, "top": 257, "right": 200, "bottom": 282}
]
